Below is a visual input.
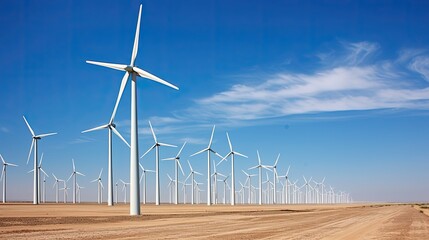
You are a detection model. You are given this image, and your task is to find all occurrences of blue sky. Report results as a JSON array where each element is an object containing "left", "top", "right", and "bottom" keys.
[{"left": 1, "top": 0, "right": 429, "bottom": 203}]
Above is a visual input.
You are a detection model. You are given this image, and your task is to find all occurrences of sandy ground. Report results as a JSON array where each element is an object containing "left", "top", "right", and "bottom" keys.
[{"left": 1, "top": 203, "right": 429, "bottom": 239}]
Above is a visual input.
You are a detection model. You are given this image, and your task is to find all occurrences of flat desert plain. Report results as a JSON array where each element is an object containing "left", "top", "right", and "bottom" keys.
[{"left": 1, "top": 203, "right": 429, "bottom": 239}]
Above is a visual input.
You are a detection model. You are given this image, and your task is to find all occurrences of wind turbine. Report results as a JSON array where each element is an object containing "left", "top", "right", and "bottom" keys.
[
  {"left": 217, "top": 133, "right": 247, "bottom": 206},
  {"left": 66, "top": 159, "right": 85, "bottom": 204},
  {"left": 263, "top": 172, "right": 274, "bottom": 204},
  {"left": 76, "top": 183, "right": 85, "bottom": 203},
  {"left": 27, "top": 152, "right": 48, "bottom": 202},
  {"left": 303, "top": 176, "right": 312, "bottom": 204},
  {"left": 42, "top": 175, "right": 47, "bottom": 203},
  {"left": 91, "top": 169, "right": 104, "bottom": 204},
  {"left": 278, "top": 166, "right": 291, "bottom": 204},
  {"left": 185, "top": 160, "right": 203, "bottom": 205},
  {"left": 242, "top": 170, "right": 257, "bottom": 204},
  {"left": 166, "top": 174, "right": 175, "bottom": 204},
  {"left": 86, "top": 4, "right": 179, "bottom": 215},
  {"left": 120, "top": 179, "right": 130, "bottom": 204},
  {"left": 82, "top": 107, "right": 130, "bottom": 207},
  {"left": 266, "top": 154, "right": 280, "bottom": 204},
  {"left": 140, "top": 121, "right": 177, "bottom": 205},
  {"left": 248, "top": 150, "right": 271, "bottom": 205},
  {"left": 218, "top": 176, "right": 230, "bottom": 205},
  {"left": 60, "top": 181, "right": 69, "bottom": 203},
  {"left": 211, "top": 160, "right": 226, "bottom": 204},
  {"left": 163, "top": 142, "right": 186, "bottom": 205},
  {"left": 190, "top": 126, "right": 223, "bottom": 206},
  {"left": 52, "top": 173, "right": 63, "bottom": 203},
  {"left": 139, "top": 163, "right": 155, "bottom": 204},
  {"left": 1, "top": 154, "right": 18, "bottom": 203},
  {"left": 23, "top": 116, "right": 57, "bottom": 204}
]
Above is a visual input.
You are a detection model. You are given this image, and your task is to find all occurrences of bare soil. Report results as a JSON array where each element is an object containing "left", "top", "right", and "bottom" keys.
[{"left": 1, "top": 203, "right": 428, "bottom": 239}]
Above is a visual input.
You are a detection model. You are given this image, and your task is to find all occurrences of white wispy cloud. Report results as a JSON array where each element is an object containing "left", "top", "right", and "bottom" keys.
[
  {"left": 0, "top": 127, "right": 9, "bottom": 133},
  {"left": 69, "top": 137, "right": 96, "bottom": 144},
  {"left": 131, "top": 41, "right": 429, "bottom": 134},
  {"left": 182, "top": 41, "right": 429, "bottom": 122},
  {"left": 409, "top": 55, "right": 429, "bottom": 81}
]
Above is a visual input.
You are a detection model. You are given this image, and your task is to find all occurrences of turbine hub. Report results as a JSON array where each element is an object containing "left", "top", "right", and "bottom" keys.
[{"left": 125, "top": 66, "right": 133, "bottom": 72}]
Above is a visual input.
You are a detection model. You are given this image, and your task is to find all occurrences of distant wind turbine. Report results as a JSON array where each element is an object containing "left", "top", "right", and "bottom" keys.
[
  {"left": 190, "top": 126, "right": 223, "bottom": 205},
  {"left": 184, "top": 160, "right": 203, "bottom": 205},
  {"left": 266, "top": 154, "right": 280, "bottom": 204},
  {"left": 23, "top": 116, "right": 57, "bottom": 204},
  {"left": 163, "top": 142, "right": 186, "bottom": 205},
  {"left": 139, "top": 163, "right": 155, "bottom": 204},
  {"left": 217, "top": 132, "right": 247, "bottom": 206},
  {"left": 91, "top": 169, "right": 104, "bottom": 204},
  {"left": 66, "top": 159, "right": 85, "bottom": 204},
  {"left": 248, "top": 150, "right": 271, "bottom": 205},
  {"left": 86, "top": 4, "right": 179, "bottom": 216},
  {"left": 82, "top": 106, "right": 130, "bottom": 207},
  {"left": 52, "top": 173, "right": 63, "bottom": 203},
  {"left": 141, "top": 121, "right": 177, "bottom": 205},
  {"left": 1, "top": 154, "right": 18, "bottom": 203}
]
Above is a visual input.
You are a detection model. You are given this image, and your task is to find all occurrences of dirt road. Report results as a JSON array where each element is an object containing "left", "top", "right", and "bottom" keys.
[{"left": 0, "top": 204, "right": 428, "bottom": 239}]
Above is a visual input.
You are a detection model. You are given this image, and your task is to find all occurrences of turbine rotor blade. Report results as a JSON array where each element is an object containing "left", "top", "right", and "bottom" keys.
[
  {"left": 86, "top": 60, "right": 127, "bottom": 71},
  {"left": 67, "top": 173, "right": 73, "bottom": 182},
  {"left": 286, "top": 165, "right": 290, "bottom": 176},
  {"left": 187, "top": 160, "right": 193, "bottom": 172},
  {"left": 26, "top": 139, "right": 34, "bottom": 165},
  {"left": 130, "top": 4, "right": 142, "bottom": 66},
  {"left": 226, "top": 132, "right": 233, "bottom": 151},
  {"left": 23, "top": 116, "right": 35, "bottom": 136},
  {"left": 158, "top": 142, "right": 177, "bottom": 148},
  {"left": 140, "top": 144, "right": 156, "bottom": 159},
  {"left": 208, "top": 125, "right": 215, "bottom": 147},
  {"left": 176, "top": 141, "right": 187, "bottom": 157},
  {"left": 82, "top": 124, "right": 109, "bottom": 133},
  {"left": 177, "top": 160, "right": 185, "bottom": 176},
  {"left": 148, "top": 121, "right": 157, "bottom": 143},
  {"left": 190, "top": 148, "right": 207, "bottom": 157},
  {"left": 98, "top": 168, "right": 103, "bottom": 178},
  {"left": 111, "top": 126, "right": 130, "bottom": 148},
  {"left": 274, "top": 153, "right": 280, "bottom": 166},
  {"left": 110, "top": 71, "right": 130, "bottom": 124},
  {"left": 234, "top": 152, "right": 248, "bottom": 158},
  {"left": 133, "top": 67, "right": 179, "bottom": 90},
  {"left": 36, "top": 132, "right": 57, "bottom": 138}
]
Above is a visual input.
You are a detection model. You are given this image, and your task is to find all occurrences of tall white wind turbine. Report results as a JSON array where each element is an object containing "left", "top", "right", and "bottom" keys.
[
  {"left": 303, "top": 176, "right": 312, "bottom": 204},
  {"left": 277, "top": 165, "right": 290, "bottom": 204},
  {"left": 52, "top": 173, "right": 63, "bottom": 203},
  {"left": 266, "top": 154, "right": 280, "bottom": 204},
  {"left": 185, "top": 160, "right": 203, "bottom": 205},
  {"left": 190, "top": 126, "right": 223, "bottom": 206},
  {"left": 120, "top": 179, "right": 130, "bottom": 204},
  {"left": 140, "top": 121, "right": 177, "bottom": 205},
  {"left": 23, "top": 116, "right": 57, "bottom": 204},
  {"left": 86, "top": 4, "right": 179, "bottom": 215},
  {"left": 139, "top": 163, "right": 155, "bottom": 204},
  {"left": 91, "top": 169, "right": 104, "bottom": 204},
  {"left": 248, "top": 150, "right": 271, "bottom": 205},
  {"left": 82, "top": 106, "right": 130, "bottom": 207},
  {"left": 27, "top": 153, "right": 49, "bottom": 202},
  {"left": 242, "top": 170, "right": 257, "bottom": 204},
  {"left": 66, "top": 159, "right": 85, "bottom": 204},
  {"left": 217, "top": 133, "right": 247, "bottom": 206},
  {"left": 163, "top": 142, "right": 186, "bottom": 205},
  {"left": 1, "top": 154, "right": 18, "bottom": 203}
]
